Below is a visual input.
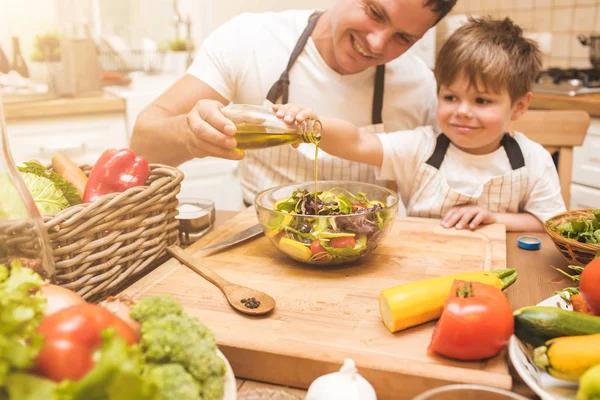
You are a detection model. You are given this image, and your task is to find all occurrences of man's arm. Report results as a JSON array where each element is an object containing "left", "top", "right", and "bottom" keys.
[{"left": 130, "top": 75, "right": 231, "bottom": 166}]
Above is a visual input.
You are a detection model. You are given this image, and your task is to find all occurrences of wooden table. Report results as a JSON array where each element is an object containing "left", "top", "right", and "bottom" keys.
[{"left": 187, "top": 210, "right": 570, "bottom": 399}]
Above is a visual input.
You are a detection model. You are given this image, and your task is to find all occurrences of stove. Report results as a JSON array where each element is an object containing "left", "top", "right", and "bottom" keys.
[{"left": 533, "top": 68, "right": 600, "bottom": 96}]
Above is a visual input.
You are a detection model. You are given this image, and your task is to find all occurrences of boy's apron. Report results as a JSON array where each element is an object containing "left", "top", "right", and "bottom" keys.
[
  {"left": 241, "top": 11, "right": 387, "bottom": 205},
  {"left": 407, "top": 133, "right": 528, "bottom": 219}
]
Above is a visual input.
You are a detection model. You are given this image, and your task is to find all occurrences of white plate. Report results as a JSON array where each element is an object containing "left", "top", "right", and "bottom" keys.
[
  {"left": 508, "top": 292, "right": 578, "bottom": 400},
  {"left": 218, "top": 349, "right": 238, "bottom": 400}
]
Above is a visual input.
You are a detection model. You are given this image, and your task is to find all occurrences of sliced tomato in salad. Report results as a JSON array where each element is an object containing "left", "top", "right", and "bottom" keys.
[
  {"left": 330, "top": 236, "right": 356, "bottom": 249},
  {"left": 351, "top": 203, "right": 367, "bottom": 212},
  {"left": 310, "top": 240, "right": 328, "bottom": 261}
]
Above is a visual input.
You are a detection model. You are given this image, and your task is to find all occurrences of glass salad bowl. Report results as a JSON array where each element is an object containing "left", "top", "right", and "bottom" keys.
[{"left": 254, "top": 180, "right": 399, "bottom": 265}]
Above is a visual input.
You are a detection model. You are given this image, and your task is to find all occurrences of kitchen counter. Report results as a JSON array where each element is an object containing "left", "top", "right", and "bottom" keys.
[
  {"left": 531, "top": 91, "right": 600, "bottom": 117},
  {"left": 3, "top": 92, "right": 125, "bottom": 121}
]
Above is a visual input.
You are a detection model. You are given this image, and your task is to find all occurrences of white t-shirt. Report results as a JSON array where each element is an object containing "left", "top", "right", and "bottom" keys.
[
  {"left": 188, "top": 10, "right": 438, "bottom": 202},
  {"left": 376, "top": 126, "right": 566, "bottom": 222}
]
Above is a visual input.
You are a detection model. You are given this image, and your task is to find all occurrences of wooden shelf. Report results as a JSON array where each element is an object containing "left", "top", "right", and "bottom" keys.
[{"left": 3, "top": 92, "right": 125, "bottom": 120}]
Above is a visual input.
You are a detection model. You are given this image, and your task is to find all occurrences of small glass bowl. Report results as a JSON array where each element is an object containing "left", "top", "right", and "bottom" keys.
[{"left": 176, "top": 198, "right": 215, "bottom": 245}]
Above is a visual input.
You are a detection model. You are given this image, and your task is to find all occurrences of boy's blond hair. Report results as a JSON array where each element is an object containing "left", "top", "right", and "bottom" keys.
[{"left": 434, "top": 16, "right": 542, "bottom": 103}]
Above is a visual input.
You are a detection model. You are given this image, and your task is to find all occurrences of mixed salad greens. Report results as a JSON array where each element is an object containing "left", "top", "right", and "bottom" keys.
[
  {"left": 262, "top": 188, "right": 395, "bottom": 264},
  {"left": 549, "top": 209, "right": 600, "bottom": 245}
]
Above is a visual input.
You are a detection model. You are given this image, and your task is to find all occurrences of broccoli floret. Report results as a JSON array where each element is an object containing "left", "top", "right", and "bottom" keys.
[
  {"left": 199, "top": 375, "right": 224, "bottom": 400},
  {"left": 130, "top": 295, "right": 183, "bottom": 324},
  {"left": 144, "top": 364, "right": 200, "bottom": 400},
  {"left": 186, "top": 345, "right": 226, "bottom": 386},
  {"left": 134, "top": 296, "right": 227, "bottom": 399},
  {"left": 140, "top": 314, "right": 224, "bottom": 383}
]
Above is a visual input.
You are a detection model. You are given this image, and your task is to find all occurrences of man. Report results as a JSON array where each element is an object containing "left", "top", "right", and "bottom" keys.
[{"left": 130, "top": 0, "right": 456, "bottom": 205}]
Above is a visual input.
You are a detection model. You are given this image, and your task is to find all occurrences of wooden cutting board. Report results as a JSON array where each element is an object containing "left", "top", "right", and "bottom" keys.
[{"left": 122, "top": 207, "right": 509, "bottom": 399}]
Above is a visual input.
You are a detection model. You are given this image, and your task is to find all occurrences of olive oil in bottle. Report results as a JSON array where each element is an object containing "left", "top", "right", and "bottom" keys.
[
  {"left": 222, "top": 103, "right": 322, "bottom": 201},
  {"left": 221, "top": 104, "right": 321, "bottom": 149}
]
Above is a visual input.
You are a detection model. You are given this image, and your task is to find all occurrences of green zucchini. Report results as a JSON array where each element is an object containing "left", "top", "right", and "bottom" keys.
[{"left": 514, "top": 306, "right": 600, "bottom": 347}]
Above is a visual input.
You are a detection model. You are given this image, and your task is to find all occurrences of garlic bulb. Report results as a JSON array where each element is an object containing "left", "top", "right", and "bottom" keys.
[{"left": 306, "top": 359, "right": 377, "bottom": 400}]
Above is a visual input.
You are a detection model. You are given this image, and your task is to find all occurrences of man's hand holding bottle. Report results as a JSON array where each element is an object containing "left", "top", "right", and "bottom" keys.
[{"left": 184, "top": 99, "right": 243, "bottom": 160}]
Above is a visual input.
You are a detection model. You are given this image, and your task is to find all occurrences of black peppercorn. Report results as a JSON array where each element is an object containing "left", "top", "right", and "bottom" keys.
[{"left": 241, "top": 297, "right": 261, "bottom": 309}]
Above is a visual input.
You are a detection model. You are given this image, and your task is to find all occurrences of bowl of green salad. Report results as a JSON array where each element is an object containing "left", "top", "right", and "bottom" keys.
[{"left": 254, "top": 180, "right": 399, "bottom": 265}]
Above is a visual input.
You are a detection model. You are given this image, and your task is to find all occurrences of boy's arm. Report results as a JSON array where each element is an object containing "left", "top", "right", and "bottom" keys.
[
  {"left": 272, "top": 103, "right": 384, "bottom": 167},
  {"left": 442, "top": 205, "right": 544, "bottom": 232},
  {"left": 492, "top": 212, "right": 543, "bottom": 232},
  {"left": 319, "top": 118, "right": 384, "bottom": 167}
]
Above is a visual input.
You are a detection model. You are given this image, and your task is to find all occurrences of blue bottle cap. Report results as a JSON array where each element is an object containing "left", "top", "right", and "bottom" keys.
[{"left": 518, "top": 235, "right": 542, "bottom": 250}]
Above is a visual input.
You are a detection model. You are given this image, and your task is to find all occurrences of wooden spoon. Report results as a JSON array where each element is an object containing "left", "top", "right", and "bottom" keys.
[{"left": 166, "top": 246, "right": 275, "bottom": 316}]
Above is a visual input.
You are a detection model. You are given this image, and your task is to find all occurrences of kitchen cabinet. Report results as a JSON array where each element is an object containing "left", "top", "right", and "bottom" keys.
[
  {"left": 6, "top": 112, "right": 127, "bottom": 166},
  {"left": 571, "top": 117, "right": 600, "bottom": 210}
]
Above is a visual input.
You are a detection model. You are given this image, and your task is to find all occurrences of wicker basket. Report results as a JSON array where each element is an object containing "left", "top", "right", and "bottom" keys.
[
  {"left": 42, "top": 163, "right": 184, "bottom": 301},
  {"left": 544, "top": 209, "right": 600, "bottom": 266}
]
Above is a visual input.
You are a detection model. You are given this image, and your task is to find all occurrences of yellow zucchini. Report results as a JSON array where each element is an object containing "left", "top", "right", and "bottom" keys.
[
  {"left": 378, "top": 269, "right": 517, "bottom": 333},
  {"left": 534, "top": 333, "right": 600, "bottom": 382}
]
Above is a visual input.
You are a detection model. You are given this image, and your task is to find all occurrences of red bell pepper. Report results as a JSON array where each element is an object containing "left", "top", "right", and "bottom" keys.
[{"left": 82, "top": 149, "right": 150, "bottom": 203}]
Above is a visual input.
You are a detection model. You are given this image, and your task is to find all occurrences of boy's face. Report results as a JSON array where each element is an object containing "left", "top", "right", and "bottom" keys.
[
  {"left": 436, "top": 74, "right": 531, "bottom": 155},
  {"left": 327, "top": 0, "right": 439, "bottom": 74}
]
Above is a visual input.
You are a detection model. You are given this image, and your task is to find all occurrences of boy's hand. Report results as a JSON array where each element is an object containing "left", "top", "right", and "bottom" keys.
[
  {"left": 441, "top": 205, "right": 497, "bottom": 230},
  {"left": 272, "top": 103, "right": 317, "bottom": 125}
]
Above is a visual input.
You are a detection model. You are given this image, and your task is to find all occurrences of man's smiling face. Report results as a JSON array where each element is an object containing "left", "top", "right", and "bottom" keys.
[{"left": 327, "top": 0, "right": 439, "bottom": 74}]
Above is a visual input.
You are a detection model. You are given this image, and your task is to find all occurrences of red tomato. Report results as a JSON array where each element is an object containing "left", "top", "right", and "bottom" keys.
[
  {"left": 580, "top": 258, "right": 600, "bottom": 314},
  {"left": 351, "top": 203, "right": 367, "bottom": 212},
  {"left": 310, "top": 240, "right": 328, "bottom": 261},
  {"left": 428, "top": 280, "right": 514, "bottom": 361},
  {"left": 330, "top": 236, "right": 356, "bottom": 249},
  {"left": 35, "top": 304, "right": 137, "bottom": 382}
]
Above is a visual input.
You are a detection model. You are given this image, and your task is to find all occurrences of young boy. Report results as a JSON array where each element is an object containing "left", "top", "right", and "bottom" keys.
[{"left": 273, "top": 16, "right": 566, "bottom": 232}]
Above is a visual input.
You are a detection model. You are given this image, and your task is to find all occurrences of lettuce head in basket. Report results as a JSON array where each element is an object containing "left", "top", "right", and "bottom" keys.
[{"left": 0, "top": 161, "right": 81, "bottom": 217}]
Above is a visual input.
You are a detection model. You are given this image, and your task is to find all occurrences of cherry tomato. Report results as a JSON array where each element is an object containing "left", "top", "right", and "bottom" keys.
[
  {"left": 330, "top": 237, "right": 356, "bottom": 249},
  {"left": 580, "top": 258, "right": 600, "bottom": 315},
  {"left": 428, "top": 280, "right": 514, "bottom": 361},
  {"left": 35, "top": 304, "right": 138, "bottom": 382},
  {"left": 310, "top": 240, "right": 328, "bottom": 261},
  {"left": 351, "top": 203, "right": 367, "bottom": 212}
]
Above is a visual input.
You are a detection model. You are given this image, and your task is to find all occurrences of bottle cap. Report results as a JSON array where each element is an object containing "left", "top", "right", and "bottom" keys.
[{"left": 517, "top": 235, "right": 542, "bottom": 251}]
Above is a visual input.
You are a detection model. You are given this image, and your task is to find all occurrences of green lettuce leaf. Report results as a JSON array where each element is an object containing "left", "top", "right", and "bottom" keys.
[
  {"left": 0, "top": 262, "right": 46, "bottom": 386},
  {"left": 20, "top": 173, "right": 72, "bottom": 214},
  {"left": 18, "top": 162, "right": 81, "bottom": 210},
  {"left": 2, "top": 373, "right": 56, "bottom": 400}
]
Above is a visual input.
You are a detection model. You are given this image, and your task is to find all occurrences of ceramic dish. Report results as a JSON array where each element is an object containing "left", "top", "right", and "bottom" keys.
[
  {"left": 508, "top": 292, "right": 578, "bottom": 400},
  {"left": 218, "top": 349, "right": 238, "bottom": 400}
]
